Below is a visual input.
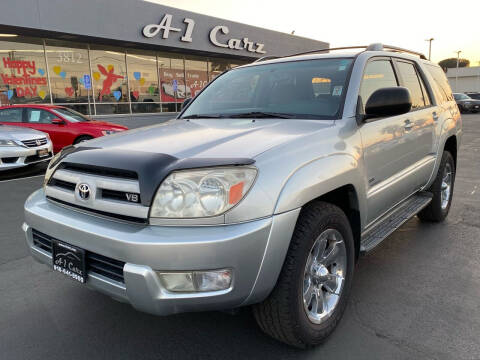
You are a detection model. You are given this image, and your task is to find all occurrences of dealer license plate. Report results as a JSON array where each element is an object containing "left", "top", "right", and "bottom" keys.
[
  {"left": 52, "top": 241, "right": 87, "bottom": 284},
  {"left": 37, "top": 148, "right": 49, "bottom": 158}
]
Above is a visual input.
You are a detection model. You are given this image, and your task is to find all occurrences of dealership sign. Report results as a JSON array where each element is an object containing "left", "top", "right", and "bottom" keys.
[{"left": 142, "top": 14, "right": 266, "bottom": 54}]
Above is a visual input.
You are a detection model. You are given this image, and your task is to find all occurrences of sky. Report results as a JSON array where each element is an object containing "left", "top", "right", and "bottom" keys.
[{"left": 147, "top": 0, "right": 480, "bottom": 65}]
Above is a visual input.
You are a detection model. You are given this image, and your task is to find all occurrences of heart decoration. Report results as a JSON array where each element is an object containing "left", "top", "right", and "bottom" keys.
[
  {"left": 148, "top": 86, "right": 155, "bottom": 95},
  {"left": 132, "top": 90, "right": 139, "bottom": 100},
  {"left": 139, "top": 78, "right": 145, "bottom": 86},
  {"left": 93, "top": 72, "right": 101, "bottom": 81},
  {"left": 53, "top": 65, "right": 62, "bottom": 75},
  {"left": 133, "top": 72, "right": 141, "bottom": 80},
  {"left": 59, "top": 71, "right": 66, "bottom": 79},
  {"left": 38, "top": 68, "right": 45, "bottom": 76},
  {"left": 38, "top": 90, "right": 47, "bottom": 100},
  {"left": 3, "top": 90, "right": 13, "bottom": 100},
  {"left": 113, "top": 90, "right": 122, "bottom": 101},
  {"left": 65, "top": 87, "right": 74, "bottom": 97},
  {"left": 107, "top": 64, "right": 114, "bottom": 72}
]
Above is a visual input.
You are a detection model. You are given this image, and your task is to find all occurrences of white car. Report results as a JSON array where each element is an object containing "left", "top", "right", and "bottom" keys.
[{"left": 0, "top": 125, "right": 53, "bottom": 171}]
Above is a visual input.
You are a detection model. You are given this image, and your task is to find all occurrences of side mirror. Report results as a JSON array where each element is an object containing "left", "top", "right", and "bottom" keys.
[
  {"left": 364, "top": 87, "right": 412, "bottom": 120},
  {"left": 181, "top": 97, "right": 193, "bottom": 110},
  {"left": 51, "top": 118, "right": 65, "bottom": 125}
]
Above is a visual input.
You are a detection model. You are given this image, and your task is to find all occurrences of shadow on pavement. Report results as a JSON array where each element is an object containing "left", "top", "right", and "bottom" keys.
[{"left": 0, "top": 162, "right": 47, "bottom": 182}]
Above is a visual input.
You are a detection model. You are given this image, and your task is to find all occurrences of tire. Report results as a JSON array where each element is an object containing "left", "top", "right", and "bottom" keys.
[
  {"left": 253, "top": 201, "right": 355, "bottom": 348},
  {"left": 418, "top": 151, "right": 455, "bottom": 222},
  {"left": 73, "top": 135, "right": 93, "bottom": 145}
]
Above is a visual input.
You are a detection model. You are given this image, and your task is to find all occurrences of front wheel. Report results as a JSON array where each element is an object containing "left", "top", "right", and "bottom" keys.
[
  {"left": 253, "top": 202, "right": 355, "bottom": 348},
  {"left": 418, "top": 151, "right": 455, "bottom": 222}
]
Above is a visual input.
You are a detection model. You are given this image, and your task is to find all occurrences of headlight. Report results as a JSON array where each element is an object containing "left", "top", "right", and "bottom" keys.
[
  {"left": 102, "top": 130, "right": 118, "bottom": 135},
  {"left": 150, "top": 166, "right": 257, "bottom": 218},
  {"left": 0, "top": 139, "right": 16, "bottom": 146},
  {"left": 43, "top": 150, "right": 63, "bottom": 187}
]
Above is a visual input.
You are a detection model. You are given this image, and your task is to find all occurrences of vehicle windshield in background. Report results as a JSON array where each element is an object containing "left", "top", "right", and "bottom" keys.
[
  {"left": 181, "top": 58, "right": 353, "bottom": 120},
  {"left": 53, "top": 108, "right": 91, "bottom": 122},
  {"left": 454, "top": 93, "right": 472, "bottom": 101}
]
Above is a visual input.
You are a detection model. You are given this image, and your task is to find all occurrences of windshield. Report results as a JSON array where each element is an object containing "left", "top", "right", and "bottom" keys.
[
  {"left": 454, "top": 93, "right": 471, "bottom": 100},
  {"left": 53, "top": 108, "right": 91, "bottom": 122},
  {"left": 181, "top": 58, "right": 353, "bottom": 120}
]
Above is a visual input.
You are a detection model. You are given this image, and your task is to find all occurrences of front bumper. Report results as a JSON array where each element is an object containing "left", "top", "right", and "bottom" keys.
[
  {"left": 0, "top": 143, "right": 53, "bottom": 170},
  {"left": 24, "top": 189, "right": 299, "bottom": 315}
]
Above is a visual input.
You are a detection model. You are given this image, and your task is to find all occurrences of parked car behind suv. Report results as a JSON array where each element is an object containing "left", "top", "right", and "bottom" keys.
[
  {"left": 0, "top": 105, "right": 128, "bottom": 153},
  {"left": 453, "top": 93, "right": 480, "bottom": 113},
  {"left": 0, "top": 124, "right": 52, "bottom": 171},
  {"left": 23, "top": 43, "right": 461, "bottom": 348}
]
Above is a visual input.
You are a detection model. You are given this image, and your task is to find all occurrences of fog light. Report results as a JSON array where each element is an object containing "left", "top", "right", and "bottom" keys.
[{"left": 158, "top": 269, "right": 232, "bottom": 292}]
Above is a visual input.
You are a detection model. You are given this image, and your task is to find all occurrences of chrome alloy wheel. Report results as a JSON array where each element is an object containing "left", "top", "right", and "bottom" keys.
[
  {"left": 303, "top": 229, "right": 347, "bottom": 324},
  {"left": 441, "top": 162, "right": 453, "bottom": 210}
]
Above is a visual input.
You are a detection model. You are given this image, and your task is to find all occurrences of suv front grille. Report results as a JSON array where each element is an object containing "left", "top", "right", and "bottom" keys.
[
  {"left": 22, "top": 137, "right": 48, "bottom": 147},
  {"left": 32, "top": 229, "right": 126, "bottom": 283},
  {"left": 45, "top": 164, "right": 149, "bottom": 222}
]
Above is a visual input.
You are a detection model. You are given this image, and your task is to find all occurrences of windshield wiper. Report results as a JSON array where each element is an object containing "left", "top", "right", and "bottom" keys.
[
  {"left": 181, "top": 114, "right": 223, "bottom": 119},
  {"left": 226, "top": 111, "right": 296, "bottom": 119}
]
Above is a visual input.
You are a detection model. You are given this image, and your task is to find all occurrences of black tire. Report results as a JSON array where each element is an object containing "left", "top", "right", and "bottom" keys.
[
  {"left": 418, "top": 151, "right": 455, "bottom": 222},
  {"left": 73, "top": 135, "right": 93, "bottom": 145},
  {"left": 253, "top": 201, "right": 355, "bottom": 348}
]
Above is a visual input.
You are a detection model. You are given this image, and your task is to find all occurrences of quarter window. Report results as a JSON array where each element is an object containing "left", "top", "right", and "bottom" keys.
[
  {"left": 0, "top": 108, "right": 23, "bottom": 122},
  {"left": 426, "top": 65, "right": 454, "bottom": 104},
  {"left": 359, "top": 60, "right": 398, "bottom": 112},
  {"left": 396, "top": 61, "right": 427, "bottom": 110}
]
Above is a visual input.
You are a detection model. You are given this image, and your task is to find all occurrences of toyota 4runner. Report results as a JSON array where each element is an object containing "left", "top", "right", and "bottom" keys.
[{"left": 23, "top": 43, "right": 461, "bottom": 348}]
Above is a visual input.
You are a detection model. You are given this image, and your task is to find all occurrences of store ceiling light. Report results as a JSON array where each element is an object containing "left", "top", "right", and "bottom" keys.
[{"left": 0, "top": 34, "right": 18, "bottom": 37}]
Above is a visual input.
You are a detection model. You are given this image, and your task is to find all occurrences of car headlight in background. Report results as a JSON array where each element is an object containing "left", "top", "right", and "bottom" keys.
[
  {"left": 0, "top": 139, "right": 16, "bottom": 146},
  {"left": 101, "top": 130, "right": 118, "bottom": 136},
  {"left": 150, "top": 166, "right": 257, "bottom": 218}
]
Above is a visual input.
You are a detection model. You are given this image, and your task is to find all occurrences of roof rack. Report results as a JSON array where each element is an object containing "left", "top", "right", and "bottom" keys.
[
  {"left": 253, "top": 55, "right": 280, "bottom": 63},
  {"left": 286, "top": 43, "right": 427, "bottom": 60}
]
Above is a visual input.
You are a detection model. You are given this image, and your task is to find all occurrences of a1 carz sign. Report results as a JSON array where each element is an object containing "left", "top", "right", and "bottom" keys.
[{"left": 142, "top": 14, "right": 266, "bottom": 54}]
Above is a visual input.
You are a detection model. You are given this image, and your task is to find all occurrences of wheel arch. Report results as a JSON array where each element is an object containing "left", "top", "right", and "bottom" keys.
[{"left": 73, "top": 134, "right": 94, "bottom": 144}]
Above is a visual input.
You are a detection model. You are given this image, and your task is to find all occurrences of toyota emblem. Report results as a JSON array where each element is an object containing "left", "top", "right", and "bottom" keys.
[{"left": 78, "top": 183, "right": 90, "bottom": 200}]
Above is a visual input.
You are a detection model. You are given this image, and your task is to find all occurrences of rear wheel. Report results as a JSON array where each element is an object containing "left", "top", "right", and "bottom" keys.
[
  {"left": 253, "top": 202, "right": 355, "bottom": 348},
  {"left": 418, "top": 151, "right": 455, "bottom": 222},
  {"left": 73, "top": 135, "right": 93, "bottom": 145}
]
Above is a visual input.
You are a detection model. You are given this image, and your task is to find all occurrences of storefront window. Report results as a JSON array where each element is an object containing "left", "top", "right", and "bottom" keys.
[
  {"left": 158, "top": 54, "right": 185, "bottom": 112},
  {"left": 0, "top": 36, "right": 50, "bottom": 105},
  {"left": 208, "top": 58, "right": 230, "bottom": 81},
  {"left": 126, "top": 50, "right": 160, "bottom": 113},
  {"left": 45, "top": 40, "right": 93, "bottom": 114},
  {"left": 89, "top": 46, "right": 129, "bottom": 114},
  {"left": 185, "top": 56, "right": 208, "bottom": 98}
]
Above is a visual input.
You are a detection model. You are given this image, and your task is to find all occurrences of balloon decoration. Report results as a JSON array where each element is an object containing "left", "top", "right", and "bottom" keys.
[
  {"left": 3, "top": 90, "right": 13, "bottom": 100},
  {"left": 139, "top": 78, "right": 145, "bottom": 86},
  {"left": 148, "top": 86, "right": 155, "bottom": 95},
  {"left": 113, "top": 90, "right": 122, "bottom": 101},
  {"left": 52, "top": 65, "right": 67, "bottom": 79},
  {"left": 92, "top": 72, "right": 101, "bottom": 81},
  {"left": 38, "top": 90, "right": 47, "bottom": 100},
  {"left": 37, "top": 68, "right": 45, "bottom": 76},
  {"left": 133, "top": 72, "right": 141, "bottom": 80},
  {"left": 107, "top": 64, "right": 114, "bottom": 72}
]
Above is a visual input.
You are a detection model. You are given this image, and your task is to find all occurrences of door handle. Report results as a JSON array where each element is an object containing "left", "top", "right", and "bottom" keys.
[
  {"left": 432, "top": 111, "right": 439, "bottom": 121},
  {"left": 404, "top": 119, "right": 413, "bottom": 131}
]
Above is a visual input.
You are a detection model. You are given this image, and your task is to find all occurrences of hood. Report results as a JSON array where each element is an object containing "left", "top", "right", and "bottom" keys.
[
  {"left": 82, "top": 118, "right": 335, "bottom": 159},
  {"left": 0, "top": 125, "right": 47, "bottom": 141}
]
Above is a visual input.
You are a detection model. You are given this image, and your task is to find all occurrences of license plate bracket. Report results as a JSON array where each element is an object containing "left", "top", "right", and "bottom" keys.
[{"left": 52, "top": 241, "right": 87, "bottom": 284}]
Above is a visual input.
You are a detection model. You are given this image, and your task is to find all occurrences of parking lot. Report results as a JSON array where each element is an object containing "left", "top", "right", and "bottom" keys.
[{"left": 1, "top": 113, "right": 479, "bottom": 360}]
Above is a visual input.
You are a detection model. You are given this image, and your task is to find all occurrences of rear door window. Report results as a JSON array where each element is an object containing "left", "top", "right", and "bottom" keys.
[
  {"left": 359, "top": 59, "right": 398, "bottom": 112},
  {"left": 0, "top": 108, "right": 23, "bottom": 123},
  {"left": 396, "top": 61, "right": 429, "bottom": 110}
]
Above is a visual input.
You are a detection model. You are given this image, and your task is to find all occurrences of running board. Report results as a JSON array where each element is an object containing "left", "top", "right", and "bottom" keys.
[{"left": 360, "top": 192, "right": 433, "bottom": 253}]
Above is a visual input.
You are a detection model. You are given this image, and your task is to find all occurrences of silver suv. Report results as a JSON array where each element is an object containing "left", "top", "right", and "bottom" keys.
[{"left": 23, "top": 43, "right": 461, "bottom": 348}]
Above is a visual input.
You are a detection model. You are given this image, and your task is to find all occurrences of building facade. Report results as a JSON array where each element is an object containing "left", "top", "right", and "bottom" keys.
[
  {"left": 0, "top": 0, "right": 328, "bottom": 123},
  {"left": 446, "top": 66, "right": 480, "bottom": 93}
]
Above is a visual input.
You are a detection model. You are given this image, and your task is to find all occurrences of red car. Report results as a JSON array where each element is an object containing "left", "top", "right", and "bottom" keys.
[{"left": 0, "top": 105, "right": 128, "bottom": 153}]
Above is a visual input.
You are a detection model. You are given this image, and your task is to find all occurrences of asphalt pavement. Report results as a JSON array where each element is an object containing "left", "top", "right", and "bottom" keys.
[{"left": 1, "top": 114, "right": 479, "bottom": 360}]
